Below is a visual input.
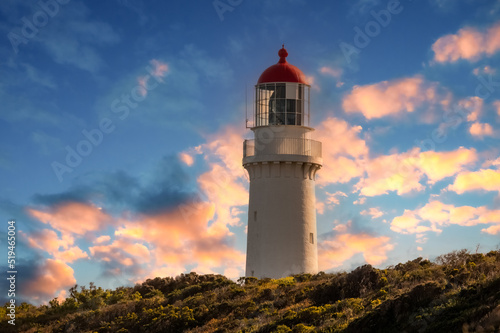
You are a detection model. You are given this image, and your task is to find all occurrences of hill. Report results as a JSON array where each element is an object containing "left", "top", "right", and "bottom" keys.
[{"left": 1, "top": 249, "right": 500, "bottom": 333}]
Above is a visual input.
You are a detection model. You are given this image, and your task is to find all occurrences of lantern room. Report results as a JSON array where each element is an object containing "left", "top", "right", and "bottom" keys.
[{"left": 254, "top": 46, "right": 310, "bottom": 127}]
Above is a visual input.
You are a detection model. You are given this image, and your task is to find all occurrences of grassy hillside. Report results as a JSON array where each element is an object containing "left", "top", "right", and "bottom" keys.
[{"left": 2, "top": 249, "right": 500, "bottom": 333}]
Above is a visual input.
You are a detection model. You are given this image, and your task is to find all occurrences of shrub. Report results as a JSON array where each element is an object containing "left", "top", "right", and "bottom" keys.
[
  {"left": 274, "top": 325, "right": 292, "bottom": 333},
  {"left": 292, "top": 323, "right": 315, "bottom": 333},
  {"left": 276, "top": 277, "right": 296, "bottom": 288}
]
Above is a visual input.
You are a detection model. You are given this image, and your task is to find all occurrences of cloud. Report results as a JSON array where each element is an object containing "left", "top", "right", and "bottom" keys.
[
  {"left": 447, "top": 168, "right": 500, "bottom": 194},
  {"left": 354, "top": 197, "right": 367, "bottom": 205},
  {"left": 473, "top": 66, "right": 496, "bottom": 76},
  {"left": 355, "top": 147, "right": 477, "bottom": 196},
  {"left": 342, "top": 76, "right": 448, "bottom": 120},
  {"left": 494, "top": 100, "right": 500, "bottom": 116},
  {"left": 22, "top": 259, "right": 76, "bottom": 303},
  {"left": 314, "top": 117, "right": 368, "bottom": 185},
  {"left": 469, "top": 122, "right": 495, "bottom": 139},
  {"left": 95, "top": 235, "right": 111, "bottom": 244},
  {"left": 179, "top": 152, "right": 195, "bottom": 166},
  {"left": 319, "top": 230, "right": 394, "bottom": 270},
  {"left": 89, "top": 238, "right": 150, "bottom": 269},
  {"left": 32, "top": 160, "right": 193, "bottom": 215},
  {"left": 320, "top": 66, "right": 344, "bottom": 87},
  {"left": 27, "top": 202, "right": 111, "bottom": 235},
  {"left": 458, "top": 96, "right": 483, "bottom": 122},
  {"left": 432, "top": 22, "right": 500, "bottom": 63},
  {"left": 23, "top": 229, "right": 88, "bottom": 263},
  {"left": 179, "top": 125, "right": 249, "bottom": 236},
  {"left": 137, "top": 59, "right": 169, "bottom": 97},
  {"left": 390, "top": 200, "right": 500, "bottom": 236},
  {"left": 360, "top": 207, "right": 384, "bottom": 219},
  {"left": 417, "top": 147, "right": 478, "bottom": 184},
  {"left": 317, "top": 191, "right": 348, "bottom": 214},
  {"left": 110, "top": 201, "right": 245, "bottom": 282},
  {"left": 326, "top": 191, "right": 348, "bottom": 206}
]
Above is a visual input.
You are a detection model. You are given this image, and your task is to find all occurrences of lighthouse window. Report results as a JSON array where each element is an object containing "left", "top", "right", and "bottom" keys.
[
  {"left": 255, "top": 83, "right": 310, "bottom": 127},
  {"left": 276, "top": 84, "right": 286, "bottom": 98},
  {"left": 286, "top": 99, "right": 296, "bottom": 125},
  {"left": 310, "top": 233, "right": 314, "bottom": 244}
]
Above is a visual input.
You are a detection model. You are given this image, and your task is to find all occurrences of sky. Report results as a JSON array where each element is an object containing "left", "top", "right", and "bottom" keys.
[{"left": 1, "top": 0, "right": 500, "bottom": 305}]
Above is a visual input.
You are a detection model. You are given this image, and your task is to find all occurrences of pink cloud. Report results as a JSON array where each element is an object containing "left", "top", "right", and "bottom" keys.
[
  {"left": 179, "top": 152, "right": 195, "bottom": 166},
  {"left": 95, "top": 235, "right": 111, "bottom": 244},
  {"left": 27, "top": 202, "right": 111, "bottom": 235},
  {"left": 458, "top": 96, "right": 483, "bottom": 122},
  {"left": 342, "top": 76, "right": 447, "bottom": 119},
  {"left": 326, "top": 191, "right": 348, "bottom": 206},
  {"left": 320, "top": 66, "right": 344, "bottom": 87},
  {"left": 473, "top": 66, "right": 496, "bottom": 76},
  {"left": 23, "top": 259, "right": 76, "bottom": 303},
  {"left": 319, "top": 231, "right": 394, "bottom": 270},
  {"left": 360, "top": 207, "right": 384, "bottom": 219},
  {"left": 353, "top": 197, "right": 367, "bottom": 205},
  {"left": 89, "top": 238, "right": 149, "bottom": 268},
  {"left": 494, "top": 100, "right": 500, "bottom": 116},
  {"left": 432, "top": 22, "right": 500, "bottom": 63},
  {"left": 23, "top": 228, "right": 88, "bottom": 263},
  {"left": 469, "top": 122, "right": 495, "bottom": 139},
  {"left": 150, "top": 59, "right": 169, "bottom": 78}
]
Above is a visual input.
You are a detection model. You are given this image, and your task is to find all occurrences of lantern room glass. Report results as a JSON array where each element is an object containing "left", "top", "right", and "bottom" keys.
[{"left": 255, "top": 82, "right": 310, "bottom": 127}]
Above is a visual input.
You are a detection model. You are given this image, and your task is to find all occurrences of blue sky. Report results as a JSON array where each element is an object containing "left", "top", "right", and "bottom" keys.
[{"left": 1, "top": 0, "right": 500, "bottom": 304}]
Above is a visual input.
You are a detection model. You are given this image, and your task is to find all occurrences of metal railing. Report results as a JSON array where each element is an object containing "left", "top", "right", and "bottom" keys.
[{"left": 243, "top": 138, "right": 322, "bottom": 158}]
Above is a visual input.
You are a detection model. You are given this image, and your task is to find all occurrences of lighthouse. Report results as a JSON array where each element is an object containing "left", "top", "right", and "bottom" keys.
[{"left": 243, "top": 46, "right": 322, "bottom": 279}]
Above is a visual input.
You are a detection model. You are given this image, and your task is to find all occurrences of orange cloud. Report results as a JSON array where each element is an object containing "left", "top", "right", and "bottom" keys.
[
  {"left": 23, "top": 259, "right": 76, "bottom": 303},
  {"left": 390, "top": 200, "right": 500, "bottom": 236},
  {"left": 432, "top": 22, "right": 500, "bottom": 63},
  {"left": 342, "top": 76, "right": 446, "bottom": 119},
  {"left": 448, "top": 168, "right": 500, "bottom": 194},
  {"left": 319, "top": 231, "right": 394, "bottom": 270},
  {"left": 111, "top": 201, "right": 245, "bottom": 282},
  {"left": 179, "top": 152, "right": 195, "bottom": 166},
  {"left": 314, "top": 117, "right": 368, "bottom": 185},
  {"left": 494, "top": 100, "right": 500, "bottom": 116},
  {"left": 469, "top": 122, "right": 495, "bottom": 139},
  {"left": 355, "top": 147, "right": 477, "bottom": 196},
  {"left": 27, "top": 202, "right": 111, "bottom": 235}
]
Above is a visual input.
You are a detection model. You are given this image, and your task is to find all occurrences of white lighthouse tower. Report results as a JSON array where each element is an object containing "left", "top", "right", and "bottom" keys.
[{"left": 243, "top": 46, "right": 322, "bottom": 279}]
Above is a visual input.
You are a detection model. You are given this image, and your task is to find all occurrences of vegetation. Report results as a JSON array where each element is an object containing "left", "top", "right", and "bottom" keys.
[{"left": 2, "top": 249, "right": 500, "bottom": 332}]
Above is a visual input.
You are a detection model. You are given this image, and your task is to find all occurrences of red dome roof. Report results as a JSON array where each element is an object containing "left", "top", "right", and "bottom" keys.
[{"left": 257, "top": 46, "right": 308, "bottom": 84}]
